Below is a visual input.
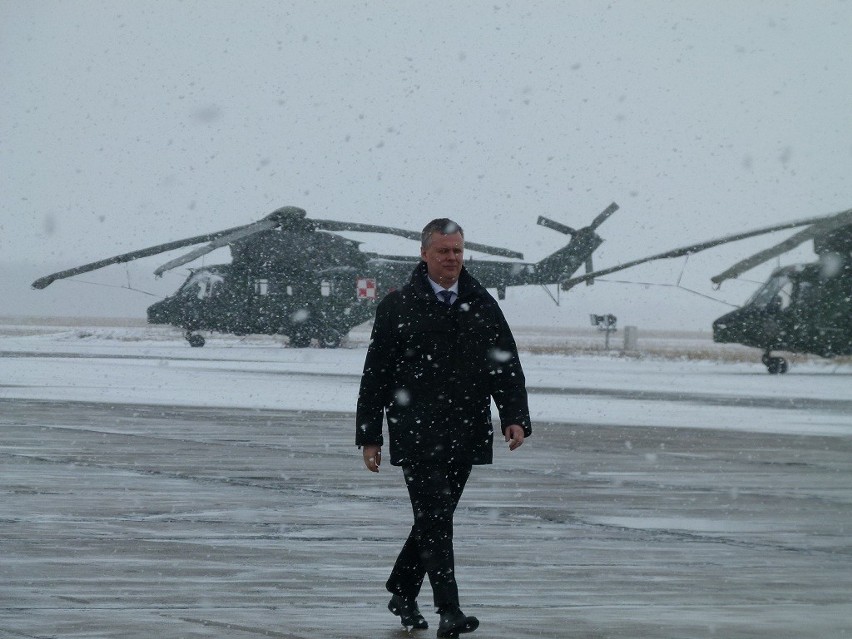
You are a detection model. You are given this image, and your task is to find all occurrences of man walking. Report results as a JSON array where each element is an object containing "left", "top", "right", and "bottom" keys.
[{"left": 356, "top": 218, "right": 531, "bottom": 637}]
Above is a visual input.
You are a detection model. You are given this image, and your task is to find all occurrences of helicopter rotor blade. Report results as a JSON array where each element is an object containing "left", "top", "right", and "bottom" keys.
[
  {"left": 460, "top": 241, "right": 523, "bottom": 260},
  {"left": 312, "top": 219, "right": 524, "bottom": 259},
  {"left": 32, "top": 206, "right": 310, "bottom": 288},
  {"left": 313, "top": 219, "right": 422, "bottom": 241},
  {"left": 711, "top": 207, "right": 852, "bottom": 285},
  {"left": 559, "top": 208, "right": 852, "bottom": 290},
  {"left": 30, "top": 221, "right": 265, "bottom": 289},
  {"left": 153, "top": 218, "right": 279, "bottom": 276},
  {"left": 536, "top": 216, "right": 576, "bottom": 236},
  {"left": 589, "top": 202, "right": 620, "bottom": 230},
  {"left": 537, "top": 202, "right": 619, "bottom": 236}
]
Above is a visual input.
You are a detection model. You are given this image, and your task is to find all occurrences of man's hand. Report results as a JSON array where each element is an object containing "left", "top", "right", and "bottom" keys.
[
  {"left": 362, "top": 444, "right": 382, "bottom": 472},
  {"left": 504, "top": 424, "right": 525, "bottom": 451}
]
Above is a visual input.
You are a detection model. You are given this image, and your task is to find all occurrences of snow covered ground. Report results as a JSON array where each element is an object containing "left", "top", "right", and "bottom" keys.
[
  {"left": 1, "top": 320, "right": 851, "bottom": 638},
  {"left": 1, "top": 320, "right": 849, "bottom": 437}
]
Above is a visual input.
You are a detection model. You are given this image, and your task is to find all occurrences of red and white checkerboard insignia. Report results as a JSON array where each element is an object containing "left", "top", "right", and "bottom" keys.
[{"left": 356, "top": 277, "right": 377, "bottom": 299}]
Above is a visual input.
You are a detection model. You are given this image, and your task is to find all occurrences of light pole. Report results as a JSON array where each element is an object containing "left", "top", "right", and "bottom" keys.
[{"left": 590, "top": 313, "right": 617, "bottom": 350}]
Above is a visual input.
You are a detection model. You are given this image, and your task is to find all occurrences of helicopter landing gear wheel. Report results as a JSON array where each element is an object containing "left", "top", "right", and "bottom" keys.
[
  {"left": 767, "top": 357, "right": 788, "bottom": 374},
  {"left": 289, "top": 331, "right": 313, "bottom": 348},
  {"left": 186, "top": 332, "right": 206, "bottom": 348},
  {"left": 319, "top": 329, "right": 342, "bottom": 348},
  {"left": 762, "top": 352, "right": 788, "bottom": 374}
]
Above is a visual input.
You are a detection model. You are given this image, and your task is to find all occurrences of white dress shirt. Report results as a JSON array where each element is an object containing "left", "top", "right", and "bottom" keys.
[{"left": 427, "top": 277, "right": 459, "bottom": 305}]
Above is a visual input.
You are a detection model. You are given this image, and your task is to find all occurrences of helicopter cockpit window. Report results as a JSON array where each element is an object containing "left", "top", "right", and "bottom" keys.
[
  {"left": 180, "top": 270, "right": 225, "bottom": 300},
  {"left": 775, "top": 280, "right": 793, "bottom": 310},
  {"left": 254, "top": 279, "right": 269, "bottom": 296},
  {"left": 747, "top": 273, "right": 793, "bottom": 310}
]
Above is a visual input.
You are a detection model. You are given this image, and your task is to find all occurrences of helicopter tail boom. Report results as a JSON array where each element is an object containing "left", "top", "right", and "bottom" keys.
[
  {"left": 526, "top": 203, "right": 619, "bottom": 285},
  {"left": 532, "top": 229, "right": 604, "bottom": 284}
]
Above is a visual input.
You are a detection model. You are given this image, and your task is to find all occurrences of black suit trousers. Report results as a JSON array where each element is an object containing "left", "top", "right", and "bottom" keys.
[{"left": 386, "top": 461, "right": 473, "bottom": 611}]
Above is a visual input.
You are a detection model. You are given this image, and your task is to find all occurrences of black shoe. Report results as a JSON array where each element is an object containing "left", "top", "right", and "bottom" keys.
[
  {"left": 388, "top": 594, "right": 428, "bottom": 630},
  {"left": 437, "top": 607, "right": 479, "bottom": 638}
]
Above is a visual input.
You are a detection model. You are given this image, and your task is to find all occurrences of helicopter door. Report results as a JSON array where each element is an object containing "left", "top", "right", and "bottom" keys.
[{"left": 246, "top": 277, "right": 279, "bottom": 333}]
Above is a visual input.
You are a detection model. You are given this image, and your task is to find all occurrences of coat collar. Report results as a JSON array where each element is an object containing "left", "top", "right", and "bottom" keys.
[{"left": 408, "top": 261, "right": 484, "bottom": 301}]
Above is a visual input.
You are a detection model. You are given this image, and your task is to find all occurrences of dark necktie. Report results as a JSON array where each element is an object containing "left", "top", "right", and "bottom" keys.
[{"left": 439, "top": 290, "right": 453, "bottom": 305}]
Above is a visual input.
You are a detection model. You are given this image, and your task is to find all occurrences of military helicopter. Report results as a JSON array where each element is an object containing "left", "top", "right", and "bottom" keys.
[
  {"left": 32, "top": 203, "right": 620, "bottom": 347},
  {"left": 560, "top": 207, "right": 852, "bottom": 373}
]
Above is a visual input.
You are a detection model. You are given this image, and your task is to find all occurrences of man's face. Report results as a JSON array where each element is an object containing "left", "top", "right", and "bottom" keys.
[{"left": 421, "top": 231, "right": 464, "bottom": 287}]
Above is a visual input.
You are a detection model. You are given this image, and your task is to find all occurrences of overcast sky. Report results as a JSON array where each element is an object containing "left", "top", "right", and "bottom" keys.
[{"left": 2, "top": 0, "right": 851, "bottom": 331}]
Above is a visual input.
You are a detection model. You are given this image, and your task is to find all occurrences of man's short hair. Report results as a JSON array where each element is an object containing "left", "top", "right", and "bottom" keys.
[{"left": 421, "top": 218, "right": 464, "bottom": 249}]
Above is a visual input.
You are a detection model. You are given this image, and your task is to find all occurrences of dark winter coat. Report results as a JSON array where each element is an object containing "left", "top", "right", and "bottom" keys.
[{"left": 356, "top": 262, "right": 531, "bottom": 466}]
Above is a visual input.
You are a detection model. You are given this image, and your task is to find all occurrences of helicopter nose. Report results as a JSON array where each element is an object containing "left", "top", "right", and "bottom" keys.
[
  {"left": 712, "top": 310, "right": 741, "bottom": 344},
  {"left": 713, "top": 308, "right": 762, "bottom": 345},
  {"left": 147, "top": 299, "right": 172, "bottom": 325}
]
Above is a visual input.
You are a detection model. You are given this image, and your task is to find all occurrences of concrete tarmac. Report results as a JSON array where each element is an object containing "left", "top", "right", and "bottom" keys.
[{"left": 2, "top": 399, "right": 851, "bottom": 638}]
